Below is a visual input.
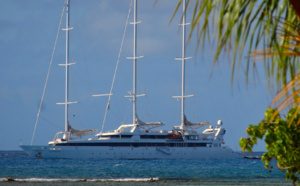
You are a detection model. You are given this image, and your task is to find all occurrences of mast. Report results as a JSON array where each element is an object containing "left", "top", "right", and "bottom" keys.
[
  {"left": 181, "top": 0, "right": 186, "bottom": 129},
  {"left": 65, "top": 0, "right": 70, "bottom": 132},
  {"left": 57, "top": 0, "right": 77, "bottom": 134},
  {"left": 173, "top": 0, "right": 193, "bottom": 130},
  {"left": 126, "top": 0, "right": 144, "bottom": 125},
  {"left": 133, "top": 0, "right": 137, "bottom": 125}
]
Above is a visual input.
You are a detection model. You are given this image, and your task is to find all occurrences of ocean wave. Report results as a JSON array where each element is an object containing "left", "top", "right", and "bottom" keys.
[{"left": 1, "top": 177, "right": 159, "bottom": 182}]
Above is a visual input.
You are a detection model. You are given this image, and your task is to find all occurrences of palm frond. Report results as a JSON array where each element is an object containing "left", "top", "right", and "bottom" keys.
[{"left": 172, "top": 0, "right": 300, "bottom": 89}]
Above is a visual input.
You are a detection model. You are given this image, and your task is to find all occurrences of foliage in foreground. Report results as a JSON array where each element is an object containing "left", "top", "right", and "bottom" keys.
[
  {"left": 168, "top": 0, "right": 300, "bottom": 184},
  {"left": 170, "top": 1, "right": 300, "bottom": 184},
  {"left": 239, "top": 107, "right": 300, "bottom": 185}
]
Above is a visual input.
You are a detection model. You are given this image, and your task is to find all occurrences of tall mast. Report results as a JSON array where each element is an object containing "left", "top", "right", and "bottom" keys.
[
  {"left": 132, "top": 0, "right": 137, "bottom": 125},
  {"left": 173, "top": 0, "right": 193, "bottom": 130},
  {"left": 181, "top": 0, "right": 186, "bottom": 128},
  {"left": 57, "top": 0, "right": 77, "bottom": 133},
  {"left": 65, "top": 0, "right": 70, "bottom": 132},
  {"left": 126, "top": 0, "right": 144, "bottom": 125}
]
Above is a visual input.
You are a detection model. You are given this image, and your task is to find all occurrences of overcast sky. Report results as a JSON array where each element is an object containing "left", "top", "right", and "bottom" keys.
[{"left": 0, "top": 0, "right": 271, "bottom": 151}]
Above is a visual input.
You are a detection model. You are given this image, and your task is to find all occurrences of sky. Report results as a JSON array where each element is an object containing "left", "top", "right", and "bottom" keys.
[{"left": 0, "top": 0, "right": 272, "bottom": 151}]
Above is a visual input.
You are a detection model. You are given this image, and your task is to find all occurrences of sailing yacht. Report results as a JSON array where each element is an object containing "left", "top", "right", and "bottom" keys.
[{"left": 20, "top": 0, "right": 239, "bottom": 159}]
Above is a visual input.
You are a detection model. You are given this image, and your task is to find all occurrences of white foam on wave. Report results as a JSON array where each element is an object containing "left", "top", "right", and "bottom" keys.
[
  {"left": 13, "top": 178, "right": 83, "bottom": 182},
  {"left": 1, "top": 177, "right": 159, "bottom": 182},
  {"left": 90, "top": 178, "right": 159, "bottom": 182},
  {"left": 0, "top": 178, "right": 7, "bottom": 182}
]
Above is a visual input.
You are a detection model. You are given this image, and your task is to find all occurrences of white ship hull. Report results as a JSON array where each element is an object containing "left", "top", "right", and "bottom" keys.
[{"left": 20, "top": 144, "right": 239, "bottom": 159}]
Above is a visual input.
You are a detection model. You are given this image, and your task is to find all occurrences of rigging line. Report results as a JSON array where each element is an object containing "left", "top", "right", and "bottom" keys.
[
  {"left": 31, "top": 1, "right": 67, "bottom": 145},
  {"left": 100, "top": 0, "right": 133, "bottom": 135}
]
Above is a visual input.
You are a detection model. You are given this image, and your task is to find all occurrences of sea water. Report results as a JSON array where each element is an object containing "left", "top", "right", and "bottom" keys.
[{"left": 0, "top": 151, "right": 292, "bottom": 185}]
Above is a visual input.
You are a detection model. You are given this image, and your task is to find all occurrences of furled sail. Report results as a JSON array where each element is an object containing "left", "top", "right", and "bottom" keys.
[
  {"left": 137, "top": 118, "right": 165, "bottom": 131},
  {"left": 184, "top": 115, "right": 210, "bottom": 130},
  {"left": 69, "top": 125, "right": 97, "bottom": 138}
]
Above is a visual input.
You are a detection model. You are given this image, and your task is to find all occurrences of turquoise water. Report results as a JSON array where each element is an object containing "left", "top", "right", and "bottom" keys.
[{"left": 0, "top": 151, "right": 292, "bottom": 185}]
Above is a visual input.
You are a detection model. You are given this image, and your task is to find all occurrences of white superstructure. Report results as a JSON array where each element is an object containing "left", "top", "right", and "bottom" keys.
[{"left": 20, "top": 0, "right": 239, "bottom": 159}]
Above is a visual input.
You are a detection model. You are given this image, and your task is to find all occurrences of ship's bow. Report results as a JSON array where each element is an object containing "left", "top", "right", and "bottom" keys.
[{"left": 19, "top": 145, "right": 46, "bottom": 158}]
